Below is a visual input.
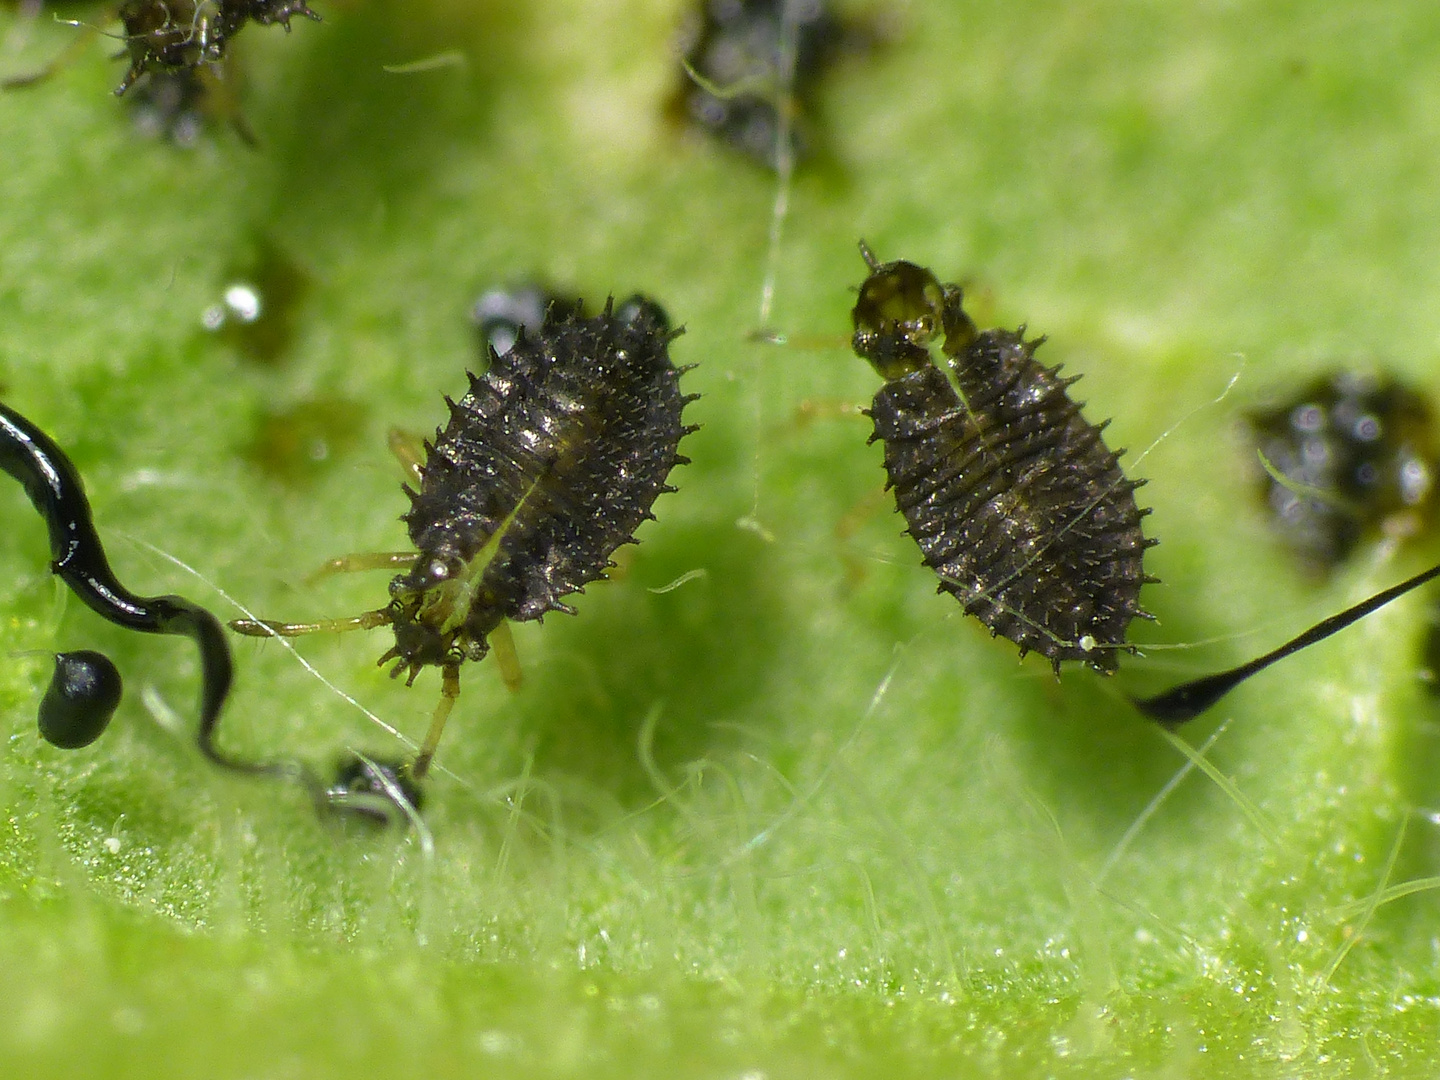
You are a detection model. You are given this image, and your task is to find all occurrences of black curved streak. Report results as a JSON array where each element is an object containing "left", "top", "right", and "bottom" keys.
[
  {"left": 0, "top": 399, "right": 279, "bottom": 777},
  {"left": 1132, "top": 561, "right": 1440, "bottom": 727}
]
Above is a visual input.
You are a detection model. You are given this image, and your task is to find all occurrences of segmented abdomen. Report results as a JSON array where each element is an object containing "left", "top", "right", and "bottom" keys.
[
  {"left": 405, "top": 302, "right": 691, "bottom": 627},
  {"left": 870, "top": 329, "right": 1149, "bottom": 672}
]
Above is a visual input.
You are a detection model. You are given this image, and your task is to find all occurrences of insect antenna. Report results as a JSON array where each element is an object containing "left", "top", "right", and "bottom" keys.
[{"left": 1132, "top": 561, "right": 1440, "bottom": 726}]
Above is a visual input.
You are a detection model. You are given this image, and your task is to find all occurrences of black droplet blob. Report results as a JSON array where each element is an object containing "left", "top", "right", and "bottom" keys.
[
  {"left": 327, "top": 754, "right": 425, "bottom": 824},
  {"left": 852, "top": 245, "right": 1155, "bottom": 674},
  {"left": 0, "top": 399, "right": 284, "bottom": 779},
  {"left": 471, "top": 285, "right": 669, "bottom": 358},
  {"left": 472, "top": 285, "right": 577, "bottom": 358},
  {"left": 38, "top": 650, "right": 123, "bottom": 749},
  {"left": 1247, "top": 371, "right": 1437, "bottom": 573},
  {"left": 1134, "top": 561, "right": 1440, "bottom": 726}
]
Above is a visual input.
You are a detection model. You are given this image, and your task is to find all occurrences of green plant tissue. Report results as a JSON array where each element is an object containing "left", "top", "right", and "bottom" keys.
[{"left": 2, "top": 1, "right": 1440, "bottom": 1076}]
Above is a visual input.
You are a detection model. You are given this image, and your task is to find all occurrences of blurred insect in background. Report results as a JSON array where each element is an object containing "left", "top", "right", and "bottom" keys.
[
  {"left": 1245, "top": 371, "right": 1437, "bottom": 574},
  {"left": 3, "top": 0, "right": 317, "bottom": 125},
  {"left": 669, "top": 0, "right": 890, "bottom": 168}
]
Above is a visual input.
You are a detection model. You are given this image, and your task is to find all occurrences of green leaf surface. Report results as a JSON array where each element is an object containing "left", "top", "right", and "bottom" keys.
[{"left": 3, "top": 1, "right": 1440, "bottom": 1075}]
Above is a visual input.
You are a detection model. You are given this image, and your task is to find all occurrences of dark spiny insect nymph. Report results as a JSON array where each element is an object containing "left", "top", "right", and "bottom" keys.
[
  {"left": 670, "top": 0, "right": 844, "bottom": 168},
  {"left": 116, "top": 0, "right": 319, "bottom": 95},
  {"left": 851, "top": 242, "right": 1155, "bottom": 675},
  {"left": 849, "top": 243, "right": 1440, "bottom": 725},
  {"left": 1246, "top": 370, "right": 1437, "bottom": 573},
  {"left": 232, "top": 296, "right": 697, "bottom": 782}
]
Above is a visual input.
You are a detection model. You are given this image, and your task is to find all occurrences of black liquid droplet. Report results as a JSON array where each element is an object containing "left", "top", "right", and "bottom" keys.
[{"left": 39, "top": 650, "right": 123, "bottom": 749}]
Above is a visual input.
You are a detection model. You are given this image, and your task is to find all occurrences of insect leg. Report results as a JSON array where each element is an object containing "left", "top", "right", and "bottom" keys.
[
  {"left": 387, "top": 428, "right": 427, "bottom": 488},
  {"left": 1, "top": 23, "right": 99, "bottom": 91},
  {"left": 410, "top": 663, "right": 461, "bottom": 779},
  {"left": 229, "top": 609, "right": 393, "bottom": 637},
  {"left": 489, "top": 619, "right": 523, "bottom": 692},
  {"left": 306, "top": 551, "right": 417, "bottom": 585}
]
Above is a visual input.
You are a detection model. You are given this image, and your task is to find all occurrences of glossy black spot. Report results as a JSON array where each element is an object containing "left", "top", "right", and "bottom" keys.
[
  {"left": 327, "top": 754, "right": 424, "bottom": 824},
  {"left": 471, "top": 285, "right": 577, "bottom": 357},
  {"left": 472, "top": 285, "right": 667, "bottom": 357},
  {"left": 0, "top": 399, "right": 287, "bottom": 781},
  {"left": 38, "top": 650, "right": 122, "bottom": 749}
]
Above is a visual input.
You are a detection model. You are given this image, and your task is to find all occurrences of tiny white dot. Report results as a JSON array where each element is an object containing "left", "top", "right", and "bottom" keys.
[{"left": 224, "top": 284, "right": 262, "bottom": 323}]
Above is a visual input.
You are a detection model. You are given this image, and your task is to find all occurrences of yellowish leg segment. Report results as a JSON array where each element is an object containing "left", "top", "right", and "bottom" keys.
[
  {"left": 836, "top": 486, "right": 892, "bottom": 543},
  {"left": 306, "top": 551, "right": 417, "bottom": 585},
  {"left": 230, "top": 609, "right": 392, "bottom": 637},
  {"left": 2, "top": 25, "right": 98, "bottom": 90},
  {"left": 388, "top": 427, "right": 427, "bottom": 488},
  {"left": 411, "top": 664, "right": 461, "bottom": 779},
  {"left": 490, "top": 619, "right": 523, "bottom": 692},
  {"left": 790, "top": 398, "right": 866, "bottom": 431}
]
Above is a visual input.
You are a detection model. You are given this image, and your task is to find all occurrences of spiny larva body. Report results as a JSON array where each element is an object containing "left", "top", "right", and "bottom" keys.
[
  {"left": 851, "top": 246, "right": 1154, "bottom": 674},
  {"left": 231, "top": 294, "right": 696, "bottom": 784},
  {"left": 387, "top": 296, "right": 696, "bottom": 680}
]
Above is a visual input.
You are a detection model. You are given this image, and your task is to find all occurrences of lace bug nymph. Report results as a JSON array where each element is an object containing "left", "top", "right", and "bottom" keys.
[
  {"left": 851, "top": 243, "right": 1156, "bottom": 674},
  {"left": 116, "top": 0, "right": 319, "bottom": 95},
  {"left": 843, "top": 245, "right": 1440, "bottom": 724},
  {"left": 1246, "top": 371, "right": 1437, "bottom": 573},
  {"left": 233, "top": 297, "right": 699, "bottom": 781},
  {"left": 671, "top": 0, "right": 844, "bottom": 167}
]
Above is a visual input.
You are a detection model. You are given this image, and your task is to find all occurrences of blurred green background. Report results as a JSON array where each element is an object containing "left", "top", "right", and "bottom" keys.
[{"left": 3, "top": 0, "right": 1440, "bottom": 1075}]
